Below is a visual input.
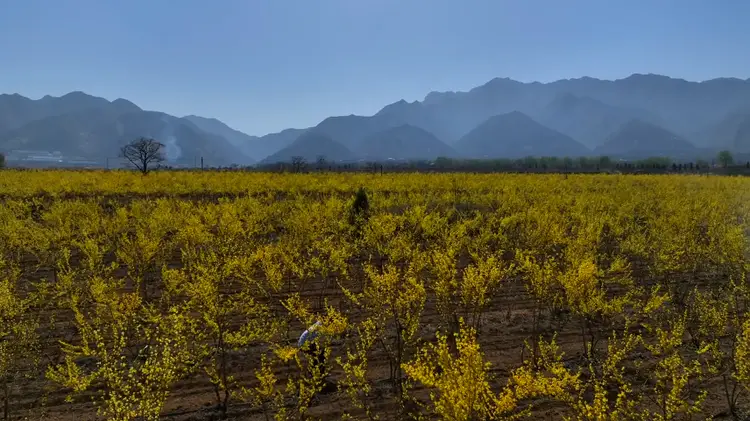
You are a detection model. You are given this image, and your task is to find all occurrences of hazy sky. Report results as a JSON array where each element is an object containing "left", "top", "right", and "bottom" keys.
[{"left": 1, "top": 0, "right": 748, "bottom": 136}]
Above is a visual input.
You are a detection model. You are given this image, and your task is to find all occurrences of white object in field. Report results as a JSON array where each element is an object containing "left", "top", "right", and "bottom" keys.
[{"left": 298, "top": 320, "right": 322, "bottom": 348}]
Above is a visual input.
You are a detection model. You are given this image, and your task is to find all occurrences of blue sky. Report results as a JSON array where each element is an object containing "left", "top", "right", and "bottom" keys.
[{"left": 1, "top": 0, "right": 748, "bottom": 136}]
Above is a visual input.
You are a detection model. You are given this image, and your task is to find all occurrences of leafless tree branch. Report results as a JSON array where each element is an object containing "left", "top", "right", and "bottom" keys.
[{"left": 120, "top": 137, "right": 165, "bottom": 174}]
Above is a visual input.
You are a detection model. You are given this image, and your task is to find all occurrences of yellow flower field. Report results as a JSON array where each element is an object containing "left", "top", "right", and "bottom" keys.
[{"left": 2, "top": 170, "right": 750, "bottom": 420}]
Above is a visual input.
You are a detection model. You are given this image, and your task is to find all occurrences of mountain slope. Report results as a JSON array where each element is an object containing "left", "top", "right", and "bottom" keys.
[
  {"left": 454, "top": 111, "right": 589, "bottom": 159},
  {"left": 183, "top": 115, "right": 259, "bottom": 162},
  {"left": 117, "top": 112, "right": 251, "bottom": 166},
  {"left": 594, "top": 120, "right": 696, "bottom": 158},
  {"left": 546, "top": 74, "right": 750, "bottom": 135},
  {"left": 259, "top": 131, "right": 355, "bottom": 164},
  {"left": 183, "top": 115, "right": 258, "bottom": 145},
  {"left": 411, "top": 78, "right": 549, "bottom": 143},
  {"left": 185, "top": 115, "right": 310, "bottom": 162},
  {"left": 733, "top": 115, "right": 750, "bottom": 153},
  {"left": 389, "top": 74, "right": 750, "bottom": 142},
  {"left": 0, "top": 92, "right": 252, "bottom": 166},
  {"left": 690, "top": 108, "right": 750, "bottom": 149},
  {"left": 251, "top": 128, "right": 309, "bottom": 162},
  {"left": 251, "top": 74, "right": 750, "bottom": 156},
  {"left": 0, "top": 91, "right": 139, "bottom": 134},
  {"left": 310, "top": 115, "right": 399, "bottom": 150},
  {"left": 373, "top": 100, "right": 444, "bottom": 139},
  {"left": 5, "top": 73, "right": 750, "bottom": 166},
  {"left": 537, "top": 93, "right": 663, "bottom": 149},
  {"left": 357, "top": 124, "right": 457, "bottom": 161},
  {"left": 0, "top": 108, "right": 123, "bottom": 157}
]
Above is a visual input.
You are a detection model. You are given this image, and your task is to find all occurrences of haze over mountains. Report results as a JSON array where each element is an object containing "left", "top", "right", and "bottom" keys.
[
  {"left": 2, "top": 73, "right": 750, "bottom": 166},
  {"left": 0, "top": 92, "right": 253, "bottom": 166}
]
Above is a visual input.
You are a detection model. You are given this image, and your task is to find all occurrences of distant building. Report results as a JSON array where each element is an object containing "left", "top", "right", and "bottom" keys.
[{"left": 5, "top": 149, "right": 101, "bottom": 168}]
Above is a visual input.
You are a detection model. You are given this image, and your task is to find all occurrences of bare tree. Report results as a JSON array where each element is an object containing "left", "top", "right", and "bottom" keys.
[
  {"left": 291, "top": 156, "right": 306, "bottom": 173},
  {"left": 316, "top": 155, "right": 327, "bottom": 172},
  {"left": 120, "top": 137, "right": 165, "bottom": 174}
]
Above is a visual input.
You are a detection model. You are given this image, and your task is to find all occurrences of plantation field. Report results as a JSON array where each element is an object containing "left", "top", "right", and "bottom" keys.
[{"left": 3, "top": 170, "right": 750, "bottom": 420}]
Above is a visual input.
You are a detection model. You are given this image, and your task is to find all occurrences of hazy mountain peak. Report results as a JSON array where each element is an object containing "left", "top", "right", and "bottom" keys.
[
  {"left": 483, "top": 76, "right": 521, "bottom": 85},
  {"left": 540, "top": 92, "right": 663, "bottom": 149},
  {"left": 312, "top": 114, "right": 376, "bottom": 148},
  {"left": 320, "top": 114, "right": 361, "bottom": 124},
  {"left": 376, "top": 99, "right": 423, "bottom": 119},
  {"left": 594, "top": 118, "right": 695, "bottom": 158},
  {"left": 456, "top": 111, "right": 588, "bottom": 159},
  {"left": 111, "top": 98, "right": 141, "bottom": 113},
  {"left": 622, "top": 73, "right": 679, "bottom": 81},
  {"left": 482, "top": 111, "right": 550, "bottom": 131},
  {"left": 183, "top": 115, "right": 251, "bottom": 137},
  {"left": 3, "top": 93, "right": 28, "bottom": 99},
  {"left": 260, "top": 130, "right": 354, "bottom": 164},
  {"left": 53, "top": 91, "right": 113, "bottom": 110},
  {"left": 184, "top": 114, "right": 221, "bottom": 124},
  {"left": 473, "top": 77, "right": 525, "bottom": 93},
  {"left": 182, "top": 114, "right": 263, "bottom": 161},
  {"left": 279, "top": 127, "right": 307, "bottom": 135},
  {"left": 358, "top": 124, "right": 456, "bottom": 161},
  {"left": 5, "top": 72, "right": 750, "bottom": 166},
  {"left": 702, "top": 77, "right": 746, "bottom": 84},
  {"left": 375, "top": 123, "right": 434, "bottom": 136},
  {"left": 60, "top": 91, "right": 96, "bottom": 99},
  {"left": 423, "top": 90, "right": 458, "bottom": 104},
  {"left": 498, "top": 110, "right": 533, "bottom": 121},
  {"left": 620, "top": 73, "right": 693, "bottom": 89},
  {"left": 0, "top": 94, "right": 251, "bottom": 166},
  {"left": 385, "top": 99, "right": 417, "bottom": 108}
]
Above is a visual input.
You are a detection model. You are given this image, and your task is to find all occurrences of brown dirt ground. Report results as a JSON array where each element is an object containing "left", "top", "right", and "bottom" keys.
[{"left": 8, "top": 250, "right": 743, "bottom": 421}]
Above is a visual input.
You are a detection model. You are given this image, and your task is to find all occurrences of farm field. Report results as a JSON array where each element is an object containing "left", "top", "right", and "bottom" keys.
[{"left": 3, "top": 170, "right": 750, "bottom": 420}]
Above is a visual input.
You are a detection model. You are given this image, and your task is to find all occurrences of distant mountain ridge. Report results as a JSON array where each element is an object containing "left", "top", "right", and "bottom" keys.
[
  {"left": 3, "top": 73, "right": 750, "bottom": 166},
  {"left": 0, "top": 91, "right": 140, "bottom": 134},
  {"left": 183, "top": 115, "right": 261, "bottom": 161},
  {"left": 410, "top": 74, "right": 750, "bottom": 143},
  {"left": 251, "top": 73, "right": 750, "bottom": 163},
  {"left": 594, "top": 120, "right": 696, "bottom": 159},
  {"left": 357, "top": 124, "right": 457, "bottom": 161},
  {"left": 0, "top": 92, "right": 253, "bottom": 166},
  {"left": 537, "top": 93, "right": 663, "bottom": 149},
  {"left": 455, "top": 111, "right": 590, "bottom": 159},
  {"left": 259, "top": 131, "right": 355, "bottom": 165}
]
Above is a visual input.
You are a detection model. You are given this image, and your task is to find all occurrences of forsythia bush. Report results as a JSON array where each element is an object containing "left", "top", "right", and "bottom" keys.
[{"left": 1, "top": 171, "right": 750, "bottom": 420}]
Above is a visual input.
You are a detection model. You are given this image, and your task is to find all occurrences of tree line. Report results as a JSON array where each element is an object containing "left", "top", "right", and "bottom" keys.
[
  {"left": 254, "top": 149, "right": 746, "bottom": 175},
  {"left": 0, "top": 138, "right": 745, "bottom": 175}
]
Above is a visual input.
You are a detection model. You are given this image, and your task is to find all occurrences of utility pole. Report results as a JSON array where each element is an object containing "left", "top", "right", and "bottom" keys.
[{"left": 201, "top": 157, "right": 204, "bottom": 170}]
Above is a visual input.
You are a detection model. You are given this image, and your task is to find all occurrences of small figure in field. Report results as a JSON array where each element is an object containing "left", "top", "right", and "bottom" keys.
[
  {"left": 298, "top": 320, "right": 337, "bottom": 394},
  {"left": 298, "top": 320, "right": 325, "bottom": 373}
]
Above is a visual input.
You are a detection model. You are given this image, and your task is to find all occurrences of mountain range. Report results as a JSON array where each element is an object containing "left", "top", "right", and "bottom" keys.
[
  {"left": 2, "top": 73, "right": 750, "bottom": 166},
  {"left": 0, "top": 92, "right": 253, "bottom": 166}
]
